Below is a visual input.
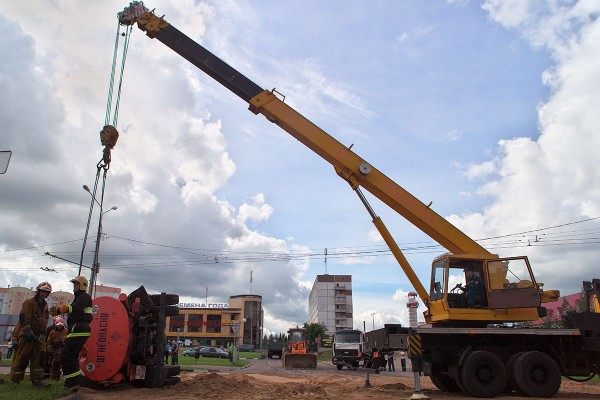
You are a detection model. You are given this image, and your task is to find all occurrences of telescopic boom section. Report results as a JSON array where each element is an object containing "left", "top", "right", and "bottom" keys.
[{"left": 127, "top": 8, "right": 490, "bottom": 257}]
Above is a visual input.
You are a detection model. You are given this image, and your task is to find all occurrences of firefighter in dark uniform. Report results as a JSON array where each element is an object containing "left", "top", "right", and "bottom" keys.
[
  {"left": 10, "top": 281, "right": 52, "bottom": 387},
  {"left": 50, "top": 275, "right": 93, "bottom": 391}
]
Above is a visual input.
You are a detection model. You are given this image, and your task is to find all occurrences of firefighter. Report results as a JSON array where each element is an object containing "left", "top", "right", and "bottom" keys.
[
  {"left": 50, "top": 275, "right": 93, "bottom": 391},
  {"left": 43, "top": 316, "right": 57, "bottom": 379},
  {"left": 47, "top": 316, "right": 67, "bottom": 380},
  {"left": 10, "top": 281, "right": 52, "bottom": 387}
]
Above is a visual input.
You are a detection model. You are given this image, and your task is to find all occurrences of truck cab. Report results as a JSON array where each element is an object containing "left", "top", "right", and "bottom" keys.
[
  {"left": 332, "top": 329, "right": 364, "bottom": 370},
  {"left": 428, "top": 255, "right": 552, "bottom": 325}
]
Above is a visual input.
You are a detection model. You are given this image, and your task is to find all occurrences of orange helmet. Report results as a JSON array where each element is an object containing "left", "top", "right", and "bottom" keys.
[
  {"left": 54, "top": 316, "right": 65, "bottom": 327},
  {"left": 37, "top": 281, "right": 52, "bottom": 293}
]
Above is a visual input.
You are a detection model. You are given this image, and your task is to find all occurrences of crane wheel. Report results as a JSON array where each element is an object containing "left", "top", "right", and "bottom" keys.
[
  {"left": 505, "top": 351, "right": 526, "bottom": 394},
  {"left": 430, "top": 364, "right": 461, "bottom": 393},
  {"left": 513, "top": 351, "right": 561, "bottom": 398},
  {"left": 460, "top": 351, "right": 507, "bottom": 398}
]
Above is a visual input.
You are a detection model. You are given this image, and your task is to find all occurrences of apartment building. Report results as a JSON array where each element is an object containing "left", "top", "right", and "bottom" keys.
[{"left": 308, "top": 275, "right": 353, "bottom": 334}]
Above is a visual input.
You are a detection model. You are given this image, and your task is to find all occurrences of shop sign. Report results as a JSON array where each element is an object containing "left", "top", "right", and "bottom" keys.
[{"left": 178, "top": 302, "right": 229, "bottom": 308}]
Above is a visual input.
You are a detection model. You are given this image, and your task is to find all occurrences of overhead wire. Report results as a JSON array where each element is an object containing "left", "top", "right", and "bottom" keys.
[{"left": 2, "top": 217, "right": 599, "bottom": 273}]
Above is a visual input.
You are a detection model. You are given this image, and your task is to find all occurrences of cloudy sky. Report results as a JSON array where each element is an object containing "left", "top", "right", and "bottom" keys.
[{"left": 1, "top": 0, "right": 599, "bottom": 335}]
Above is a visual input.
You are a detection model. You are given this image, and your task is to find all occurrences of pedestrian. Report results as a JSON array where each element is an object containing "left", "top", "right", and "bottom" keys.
[
  {"left": 227, "top": 343, "right": 234, "bottom": 363},
  {"left": 400, "top": 350, "right": 407, "bottom": 371},
  {"left": 170, "top": 341, "right": 179, "bottom": 365},
  {"left": 387, "top": 351, "right": 395, "bottom": 372},
  {"left": 47, "top": 316, "right": 67, "bottom": 380},
  {"left": 7, "top": 333, "right": 16, "bottom": 359},
  {"left": 50, "top": 275, "right": 93, "bottom": 392},
  {"left": 10, "top": 281, "right": 53, "bottom": 387},
  {"left": 381, "top": 351, "right": 388, "bottom": 371},
  {"left": 7, "top": 322, "right": 20, "bottom": 361},
  {"left": 164, "top": 342, "right": 171, "bottom": 364},
  {"left": 194, "top": 345, "right": 201, "bottom": 364}
]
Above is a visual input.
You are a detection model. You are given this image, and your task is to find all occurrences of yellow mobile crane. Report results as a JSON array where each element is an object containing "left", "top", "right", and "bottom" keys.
[
  {"left": 117, "top": 2, "right": 557, "bottom": 327},
  {"left": 113, "top": 3, "right": 600, "bottom": 397}
]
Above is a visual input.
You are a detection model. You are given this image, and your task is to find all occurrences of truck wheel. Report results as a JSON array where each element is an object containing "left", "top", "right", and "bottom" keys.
[
  {"left": 505, "top": 351, "right": 526, "bottom": 394},
  {"left": 165, "top": 364, "right": 181, "bottom": 377},
  {"left": 152, "top": 305, "right": 180, "bottom": 319},
  {"left": 513, "top": 351, "right": 561, "bottom": 397},
  {"left": 150, "top": 294, "right": 179, "bottom": 306},
  {"left": 336, "top": 365, "right": 343, "bottom": 370},
  {"left": 460, "top": 351, "right": 507, "bottom": 398},
  {"left": 430, "top": 364, "right": 461, "bottom": 392}
]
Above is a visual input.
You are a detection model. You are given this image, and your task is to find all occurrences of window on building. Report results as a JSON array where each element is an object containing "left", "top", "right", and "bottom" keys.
[
  {"left": 169, "top": 314, "right": 185, "bottom": 333},
  {"left": 206, "top": 314, "right": 222, "bottom": 333},
  {"left": 187, "top": 314, "right": 203, "bottom": 332}
]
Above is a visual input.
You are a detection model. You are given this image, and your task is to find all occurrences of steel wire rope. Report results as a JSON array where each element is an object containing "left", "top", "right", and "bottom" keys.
[
  {"left": 108, "top": 23, "right": 133, "bottom": 127},
  {"left": 77, "top": 20, "right": 131, "bottom": 276},
  {"left": 104, "top": 20, "right": 121, "bottom": 125},
  {"left": 77, "top": 167, "right": 102, "bottom": 275}
]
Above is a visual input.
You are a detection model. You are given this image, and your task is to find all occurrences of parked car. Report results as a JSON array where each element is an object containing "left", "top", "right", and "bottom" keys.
[
  {"left": 181, "top": 348, "right": 197, "bottom": 357},
  {"left": 237, "top": 344, "right": 255, "bottom": 352},
  {"left": 198, "top": 347, "right": 228, "bottom": 358}
]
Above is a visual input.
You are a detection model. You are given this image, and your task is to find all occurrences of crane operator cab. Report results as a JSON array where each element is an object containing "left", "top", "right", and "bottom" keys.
[{"left": 427, "top": 255, "right": 559, "bottom": 325}]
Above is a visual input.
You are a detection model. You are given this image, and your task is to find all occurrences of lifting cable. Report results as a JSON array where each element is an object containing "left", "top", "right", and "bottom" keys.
[{"left": 78, "top": 18, "right": 132, "bottom": 275}]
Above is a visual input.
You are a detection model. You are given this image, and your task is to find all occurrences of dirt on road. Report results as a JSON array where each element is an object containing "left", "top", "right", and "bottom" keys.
[{"left": 76, "top": 371, "right": 600, "bottom": 400}]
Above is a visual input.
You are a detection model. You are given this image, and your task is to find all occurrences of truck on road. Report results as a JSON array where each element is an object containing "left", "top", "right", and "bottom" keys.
[
  {"left": 332, "top": 329, "right": 363, "bottom": 370},
  {"left": 267, "top": 341, "right": 284, "bottom": 359}
]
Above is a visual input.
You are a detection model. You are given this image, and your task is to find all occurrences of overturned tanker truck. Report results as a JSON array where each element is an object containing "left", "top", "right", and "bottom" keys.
[{"left": 81, "top": 286, "right": 180, "bottom": 388}]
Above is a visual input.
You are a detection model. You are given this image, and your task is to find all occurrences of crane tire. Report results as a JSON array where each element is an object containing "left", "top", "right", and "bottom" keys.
[
  {"left": 150, "top": 294, "right": 179, "bottom": 306},
  {"left": 430, "top": 364, "right": 461, "bottom": 392},
  {"left": 460, "top": 351, "right": 507, "bottom": 398},
  {"left": 505, "top": 351, "right": 526, "bottom": 394},
  {"left": 513, "top": 351, "right": 561, "bottom": 398}
]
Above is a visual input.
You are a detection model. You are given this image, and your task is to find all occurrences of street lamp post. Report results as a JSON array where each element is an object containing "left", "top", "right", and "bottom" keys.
[
  {"left": 83, "top": 185, "right": 117, "bottom": 296},
  {"left": 250, "top": 309, "right": 253, "bottom": 348},
  {"left": 231, "top": 320, "right": 240, "bottom": 362},
  {"left": 89, "top": 205, "right": 117, "bottom": 296}
]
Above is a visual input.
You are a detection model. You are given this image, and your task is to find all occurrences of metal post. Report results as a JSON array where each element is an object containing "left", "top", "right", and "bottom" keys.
[
  {"left": 371, "top": 313, "right": 375, "bottom": 331},
  {"left": 88, "top": 212, "right": 103, "bottom": 296},
  {"left": 88, "top": 206, "right": 117, "bottom": 296}
]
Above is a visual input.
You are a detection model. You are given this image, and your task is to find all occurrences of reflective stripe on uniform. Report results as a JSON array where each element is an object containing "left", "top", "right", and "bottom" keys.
[
  {"left": 67, "top": 332, "right": 91, "bottom": 338},
  {"left": 68, "top": 304, "right": 73, "bottom": 313},
  {"left": 84, "top": 306, "right": 93, "bottom": 314},
  {"left": 63, "top": 369, "right": 82, "bottom": 380}
]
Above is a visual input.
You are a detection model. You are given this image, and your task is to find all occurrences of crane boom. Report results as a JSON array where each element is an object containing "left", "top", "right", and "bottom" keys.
[{"left": 121, "top": 7, "right": 489, "bottom": 258}]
